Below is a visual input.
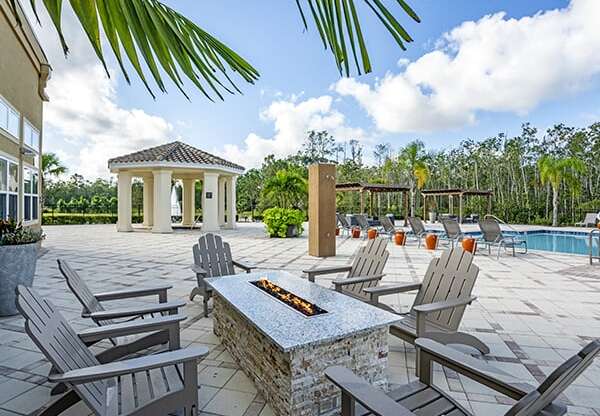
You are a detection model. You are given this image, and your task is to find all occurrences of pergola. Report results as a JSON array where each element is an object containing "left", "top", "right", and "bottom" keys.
[
  {"left": 108, "top": 141, "right": 244, "bottom": 233},
  {"left": 420, "top": 188, "right": 493, "bottom": 223},
  {"left": 335, "top": 182, "right": 410, "bottom": 219}
]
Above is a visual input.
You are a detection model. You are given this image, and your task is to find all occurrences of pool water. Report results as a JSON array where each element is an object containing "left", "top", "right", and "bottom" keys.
[{"left": 467, "top": 230, "right": 599, "bottom": 255}]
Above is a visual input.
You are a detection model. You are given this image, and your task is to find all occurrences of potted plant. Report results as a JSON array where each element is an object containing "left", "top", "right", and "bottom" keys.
[
  {"left": 0, "top": 220, "right": 44, "bottom": 316},
  {"left": 263, "top": 207, "right": 305, "bottom": 238}
]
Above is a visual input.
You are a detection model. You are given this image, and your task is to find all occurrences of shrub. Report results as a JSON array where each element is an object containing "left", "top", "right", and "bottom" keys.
[
  {"left": 263, "top": 208, "right": 305, "bottom": 238},
  {"left": 0, "top": 219, "right": 44, "bottom": 245},
  {"left": 42, "top": 213, "right": 143, "bottom": 225}
]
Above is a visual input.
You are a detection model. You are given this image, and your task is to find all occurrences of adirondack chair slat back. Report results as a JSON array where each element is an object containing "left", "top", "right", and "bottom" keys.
[
  {"left": 345, "top": 239, "right": 389, "bottom": 298},
  {"left": 507, "top": 340, "right": 600, "bottom": 416},
  {"left": 194, "top": 233, "right": 236, "bottom": 277},
  {"left": 57, "top": 259, "right": 107, "bottom": 317},
  {"left": 442, "top": 219, "right": 461, "bottom": 239},
  {"left": 380, "top": 216, "right": 395, "bottom": 234},
  {"left": 16, "top": 286, "right": 105, "bottom": 413},
  {"left": 479, "top": 219, "right": 502, "bottom": 243},
  {"left": 408, "top": 217, "right": 425, "bottom": 235},
  {"left": 411, "top": 247, "right": 479, "bottom": 331}
]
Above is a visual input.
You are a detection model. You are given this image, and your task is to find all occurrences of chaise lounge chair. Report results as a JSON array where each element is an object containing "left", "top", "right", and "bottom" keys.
[
  {"left": 364, "top": 247, "right": 489, "bottom": 355},
  {"left": 16, "top": 285, "right": 207, "bottom": 416},
  {"left": 477, "top": 218, "right": 527, "bottom": 258},
  {"left": 326, "top": 337, "right": 600, "bottom": 416},
  {"left": 354, "top": 214, "right": 371, "bottom": 238},
  {"left": 575, "top": 212, "right": 598, "bottom": 227},
  {"left": 189, "top": 233, "right": 256, "bottom": 316},
  {"left": 304, "top": 238, "right": 389, "bottom": 302},
  {"left": 441, "top": 218, "right": 464, "bottom": 248},
  {"left": 336, "top": 213, "right": 353, "bottom": 236},
  {"left": 379, "top": 215, "right": 399, "bottom": 239}
]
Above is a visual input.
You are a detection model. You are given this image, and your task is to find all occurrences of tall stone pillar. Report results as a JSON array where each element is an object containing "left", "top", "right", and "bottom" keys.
[
  {"left": 142, "top": 175, "right": 154, "bottom": 227},
  {"left": 117, "top": 172, "right": 133, "bottom": 232},
  {"left": 225, "top": 176, "right": 237, "bottom": 229},
  {"left": 218, "top": 177, "right": 226, "bottom": 226},
  {"left": 152, "top": 170, "right": 173, "bottom": 233},
  {"left": 182, "top": 178, "right": 196, "bottom": 227},
  {"left": 202, "top": 172, "right": 219, "bottom": 232}
]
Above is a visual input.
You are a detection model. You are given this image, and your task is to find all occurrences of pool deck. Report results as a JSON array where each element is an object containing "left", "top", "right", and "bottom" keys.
[{"left": 0, "top": 223, "right": 599, "bottom": 416}]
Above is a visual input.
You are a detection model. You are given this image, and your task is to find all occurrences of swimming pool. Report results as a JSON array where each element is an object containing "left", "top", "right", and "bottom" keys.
[{"left": 467, "top": 230, "right": 599, "bottom": 256}]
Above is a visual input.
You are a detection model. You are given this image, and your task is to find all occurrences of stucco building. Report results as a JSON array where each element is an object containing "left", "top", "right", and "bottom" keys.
[{"left": 0, "top": 0, "right": 50, "bottom": 227}]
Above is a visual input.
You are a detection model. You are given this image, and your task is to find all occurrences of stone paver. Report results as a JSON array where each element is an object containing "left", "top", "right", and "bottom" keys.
[{"left": 0, "top": 223, "right": 599, "bottom": 415}]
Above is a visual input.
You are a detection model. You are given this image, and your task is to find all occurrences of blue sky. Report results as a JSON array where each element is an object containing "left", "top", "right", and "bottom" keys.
[{"left": 31, "top": 0, "right": 600, "bottom": 177}]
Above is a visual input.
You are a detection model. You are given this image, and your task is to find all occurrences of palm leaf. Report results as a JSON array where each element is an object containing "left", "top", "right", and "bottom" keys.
[
  {"left": 296, "top": 0, "right": 420, "bottom": 76},
  {"left": 26, "top": 0, "right": 260, "bottom": 100}
]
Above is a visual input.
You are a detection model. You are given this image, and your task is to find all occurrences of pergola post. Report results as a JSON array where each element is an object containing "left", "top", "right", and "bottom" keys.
[
  {"left": 181, "top": 178, "right": 195, "bottom": 227},
  {"left": 422, "top": 194, "right": 427, "bottom": 221},
  {"left": 225, "top": 176, "right": 237, "bottom": 229},
  {"left": 360, "top": 191, "right": 365, "bottom": 214},
  {"left": 218, "top": 177, "right": 226, "bottom": 226},
  {"left": 449, "top": 195, "right": 454, "bottom": 215},
  {"left": 459, "top": 193, "right": 464, "bottom": 223},
  {"left": 142, "top": 175, "right": 154, "bottom": 227},
  {"left": 202, "top": 172, "right": 219, "bottom": 231},
  {"left": 152, "top": 170, "right": 172, "bottom": 233},
  {"left": 116, "top": 171, "right": 132, "bottom": 232},
  {"left": 404, "top": 192, "right": 409, "bottom": 225}
]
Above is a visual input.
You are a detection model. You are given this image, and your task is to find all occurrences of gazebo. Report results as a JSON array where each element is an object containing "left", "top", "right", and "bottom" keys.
[
  {"left": 335, "top": 182, "right": 410, "bottom": 219},
  {"left": 420, "top": 188, "right": 493, "bottom": 223},
  {"left": 108, "top": 141, "right": 244, "bottom": 233}
]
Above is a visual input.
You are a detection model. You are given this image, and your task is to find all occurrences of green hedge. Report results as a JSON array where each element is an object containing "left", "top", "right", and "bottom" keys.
[{"left": 43, "top": 213, "right": 143, "bottom": 225}]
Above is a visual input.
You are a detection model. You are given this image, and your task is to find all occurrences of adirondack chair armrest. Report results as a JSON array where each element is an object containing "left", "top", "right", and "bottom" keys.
[
  {"left": 93, "top": 285, "right": 172, "bottom": 302},
  {"left": 232, "top": 260, "right": 256, "bottom": 273},
  {"left": 415, "top": 338, "right": 532, "bottom": 401},
  {"left": 332, "top": 275, "right": 384, "bottom": 292},
  {"left": 325, "top": 366, "right": 416, "bottom": 416},
  {"left": 303, "top": 265, "right": 353, "bottom": 277},
  {"left": 77, "top": 314, "right": 186, "bottom": 343},
  {"left": 87, "top": 300, "right": 186, "bottom": 321},
  {"left": 190, "top": 264, "right": 208, "bottom": 276},
  {"left": 49, "top": 346, "right": 209, "bottom": 384},
  {"left": 363, "top": 282, "right": 421, "bottom": 296},
  {"left": 413, "top": 295, "right": 477, "bottom": 314}
]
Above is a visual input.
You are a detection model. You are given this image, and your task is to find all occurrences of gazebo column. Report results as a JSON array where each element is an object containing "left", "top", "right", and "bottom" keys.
[
  {"left": 142, "top": 175, "right": 154, "bottom": 227},
  {"left": 117, "top": 172, "right": 133, "bottom": 232},
  {"left": 152, "top": 170, "right": 173, "bottom": 233},
  {"left": 202, "top": 172, "right": 219, "bottom": 231},
  {"left": 225, "top": 176, "right": 237, "bottom": 229},
  {"left": 218, "top": 177, "right": 226, "bottom": 226},
  {"left": 182, "top": 178, "right": 195, "bottom": 227}
]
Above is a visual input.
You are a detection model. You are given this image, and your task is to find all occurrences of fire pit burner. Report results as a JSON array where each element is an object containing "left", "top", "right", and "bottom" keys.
[{"left": 250, "top": 278, "right": 327, "bottom": 317}]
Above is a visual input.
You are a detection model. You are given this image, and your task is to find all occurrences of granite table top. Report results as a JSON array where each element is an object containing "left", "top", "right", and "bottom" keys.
[{"left": 206, "top": 271, "right": 400, "bottom": 352}]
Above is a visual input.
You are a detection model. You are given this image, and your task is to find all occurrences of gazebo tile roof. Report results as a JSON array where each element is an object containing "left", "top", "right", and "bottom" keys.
[{"left": 108, "top": 141, "right": 244, "bottom": 171}]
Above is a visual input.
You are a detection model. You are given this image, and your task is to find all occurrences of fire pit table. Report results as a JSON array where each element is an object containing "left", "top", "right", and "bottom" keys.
[{"left": 207, "top": 271, "right": 400, "bottom": 416}]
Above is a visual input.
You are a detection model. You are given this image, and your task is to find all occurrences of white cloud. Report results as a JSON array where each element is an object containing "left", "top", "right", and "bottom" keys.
[
  {"left": 221, "top": 95, "right": 366, "bottom": 168},
  {"left": 26, "top": 4, "right": 173, "bottom": 179},
  {"left": 334, "top": 0, "right": 600, "bottom": 133}
]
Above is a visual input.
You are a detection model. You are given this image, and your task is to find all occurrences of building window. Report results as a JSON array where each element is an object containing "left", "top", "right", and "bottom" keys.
[
  {"left": 0, "top": 96, "right": 20, "bottom": 139},
  {"left": 0, "top": 157, "right": 19, "bottom": 221},
  {"left": 23, "top": 120, "right": 40, "bottom": 150},
  {"left": 23, "top": 167, "right": 39, "bottom": 222}
]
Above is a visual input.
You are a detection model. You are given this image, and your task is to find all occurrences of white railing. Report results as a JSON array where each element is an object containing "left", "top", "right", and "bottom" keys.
[{"left": 483, "top": 214, "right": 520, "bottom": 233}]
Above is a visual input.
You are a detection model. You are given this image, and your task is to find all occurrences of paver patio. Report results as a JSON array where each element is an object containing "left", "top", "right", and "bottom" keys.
[{"left": 1, "top": 223, "right": 599, "bottom": 416}]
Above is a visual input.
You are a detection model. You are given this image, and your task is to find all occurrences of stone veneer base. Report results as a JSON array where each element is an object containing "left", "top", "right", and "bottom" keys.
[{"left": 213, "top": 294, "right": 389, "bottom": 416}]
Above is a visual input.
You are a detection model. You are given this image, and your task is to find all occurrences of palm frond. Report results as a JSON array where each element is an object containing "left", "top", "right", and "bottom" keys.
[
  {"left": 296, "top": 0, "right": 420, "bottom": 76},
  {"left": 29, "top": 0, "right": 260, "bottom": 100}
]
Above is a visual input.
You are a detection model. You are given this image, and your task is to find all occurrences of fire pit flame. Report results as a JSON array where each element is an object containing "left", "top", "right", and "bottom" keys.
[{"left": 251, "top": 278, "right": 327, "bottom": 317}]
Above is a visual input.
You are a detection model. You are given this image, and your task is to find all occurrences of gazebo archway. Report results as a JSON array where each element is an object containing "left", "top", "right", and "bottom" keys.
[{"left": 108, "top": 141, "right": 244, "bottom": 233}]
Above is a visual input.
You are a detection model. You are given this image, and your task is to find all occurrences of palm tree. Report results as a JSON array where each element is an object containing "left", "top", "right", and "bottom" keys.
[
  {"left": 538, "top": 155, "right": 586, "bottom": 226},
  {"left": 9, "top": 0, "right": 419, "bottom": 99},
  {"left": 263, "top": 170, "right": 307, "bottom": 209},
  {"left": 41, "top": 152, "right": 67, "bottom": 209},
  {"left": 398, "top": 140, "right": 429, "bottom": 217}
]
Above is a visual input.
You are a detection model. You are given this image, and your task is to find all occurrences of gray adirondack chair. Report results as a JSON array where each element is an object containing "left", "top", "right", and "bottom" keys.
[
  {"left": 441, "top": 218, "right": 464, "bottom": 248},
  {"left": 189, "top": 233, "right": 256, "bottom": 316},
  {"left": 16, "top": 285, "right": 207, "bottom": 416},
  {"left": 337, "top": 213, "right": 352, "bottom": 236},
  {"left": 326, "top": 337, "right": 600, "bottom": 416},
  {"left": 478, "top": 218, "right": 527, "bottom": 258},
  {"left": 304, "top": 238, "right": 389, "bottom": 302},
  {"left": 365, "top": 247, "right": 489, "bottom": 354},
  {"left": 58, "top": 260, "right": 185, "bottom": 359},
  {"left": 407, "top": 216, "right": 428, "bottom": 247}
]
